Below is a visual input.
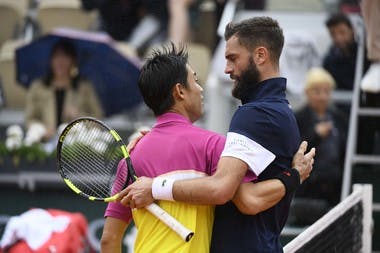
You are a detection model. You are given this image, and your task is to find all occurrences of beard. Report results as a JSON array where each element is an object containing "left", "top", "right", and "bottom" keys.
[{"left": 231, "top": 57, "right": 261, "bottom": 100}]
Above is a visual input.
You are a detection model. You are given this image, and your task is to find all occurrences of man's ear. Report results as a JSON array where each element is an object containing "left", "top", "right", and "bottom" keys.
[
  {"left": 254, "top": 46, "right": 268, "bottom": 65},
  {"left": 172, "top": 83, "right": 185, "bottom": 100}
]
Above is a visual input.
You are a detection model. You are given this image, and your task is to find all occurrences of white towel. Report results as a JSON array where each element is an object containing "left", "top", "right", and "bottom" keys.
[{"left": 0, "top": 209, "right": 70, "bottom": 250}]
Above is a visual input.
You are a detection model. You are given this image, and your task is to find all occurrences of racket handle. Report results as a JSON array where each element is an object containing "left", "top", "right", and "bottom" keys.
[{"left": 145, "top": 203, "right": 194, "bottom": 242}]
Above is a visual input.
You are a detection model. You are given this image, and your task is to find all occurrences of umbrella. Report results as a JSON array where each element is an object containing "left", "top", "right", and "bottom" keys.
[{"left": 16, "top": 28, "right": 143, "bottom": 116}]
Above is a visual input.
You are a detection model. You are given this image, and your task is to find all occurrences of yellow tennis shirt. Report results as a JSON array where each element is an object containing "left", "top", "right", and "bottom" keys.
[{"left": 133, "top": 200, "right": 214, "bottom": 253}]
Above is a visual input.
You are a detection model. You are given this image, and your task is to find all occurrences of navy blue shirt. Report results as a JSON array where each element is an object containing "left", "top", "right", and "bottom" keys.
[{"left": 210, "top": 78, "right": 301, "bottom": 253}]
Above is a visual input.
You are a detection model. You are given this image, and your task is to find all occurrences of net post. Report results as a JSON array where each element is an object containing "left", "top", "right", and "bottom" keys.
[{"left": 354, "top": 184, "right": 372, "bottom": 253}]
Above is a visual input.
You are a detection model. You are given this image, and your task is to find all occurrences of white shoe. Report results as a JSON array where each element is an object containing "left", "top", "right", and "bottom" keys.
[{"left": 361, "top": 62, "right": 380, "bottom": 93}]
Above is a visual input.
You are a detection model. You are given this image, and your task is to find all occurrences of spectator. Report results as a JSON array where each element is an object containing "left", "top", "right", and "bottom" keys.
[
  {"left": 81, "top": 0, "right": 144, "bottom": 42},
  {"left": 24, "top": 39, "right": 103, "bottom": 145},
  {"left": 323, "top": 12, "right": 370, "bottom": 91},
  {"left": 295, "top": 68, "right": 348, "bottom": 208},
  {"left": 81, "top": 0, "right": 196, "bottom": 52},
  {"left": 323, "top": 11, "right": 371, "bottom": 135}
]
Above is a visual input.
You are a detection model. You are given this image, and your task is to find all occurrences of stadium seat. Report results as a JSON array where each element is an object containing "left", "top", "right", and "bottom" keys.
[
  {"left": 0, "top": 0, "right": 28, "bottom": 47},
  {"left": 266, "top": 0, "right": 325, "bottom": 12},
  {"left": 36, "top": 0, "right": 97, "bottom": 35},
  {"left": 187, "top": 43, "right": 211, "bottom": 86},
  {"left": 0, "top": 40, "right": 27, "bottom": 109}
]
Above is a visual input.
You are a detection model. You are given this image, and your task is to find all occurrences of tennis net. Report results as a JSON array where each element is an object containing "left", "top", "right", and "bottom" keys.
[{"left": 284, "top": 184, "right": 372, "bottom": 253}]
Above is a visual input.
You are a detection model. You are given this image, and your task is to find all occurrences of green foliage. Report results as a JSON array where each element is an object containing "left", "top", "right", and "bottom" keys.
[
  {"left": 0, "top": 142, "right": 8, "bottom": 165},
  {"left": 0, "top": 142, "right": 54, "bottom": 167},
  {"left": 0, "top": 142, "right": 8, "bottom": 156}
]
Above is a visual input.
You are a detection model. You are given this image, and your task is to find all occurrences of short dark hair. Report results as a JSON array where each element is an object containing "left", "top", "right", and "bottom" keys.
[
  {"left": 224, "top": 16, "right": 284, "bottom": 64},
  {"left": 325, "top": 13, "right": 353, "bottom": 30},
  {"left": 138, "top": 43, "right": 189, "bottom": 116}
]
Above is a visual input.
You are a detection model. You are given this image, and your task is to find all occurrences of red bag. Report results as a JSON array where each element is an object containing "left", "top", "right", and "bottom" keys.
[{"left": 1, "top": 209, "right": 90, "bottom": 253}]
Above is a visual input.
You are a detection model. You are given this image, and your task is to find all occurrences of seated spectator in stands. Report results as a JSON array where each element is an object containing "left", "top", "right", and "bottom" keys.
[
  {"left": 24, "top": 40, "right": 103, "bottom": 145},
  {"left": 295, "top": 68, "right": 348, "bottom": 208},
  {"left": 81, "top": 0, "right": 196, "bottom": 52},
  {"left": 323, "top": 12, "right": 370, "bottom": 91},
  {"left": 323, "top": 12, "right": 371, "bottom": 121},
  {"left": 80, "top": 0, "right": 144, "bottom": 42}
]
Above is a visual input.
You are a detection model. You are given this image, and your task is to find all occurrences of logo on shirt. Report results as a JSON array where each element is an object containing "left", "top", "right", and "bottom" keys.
[{"left": 162, "top": 179, "right": 167, "bottom": 187}]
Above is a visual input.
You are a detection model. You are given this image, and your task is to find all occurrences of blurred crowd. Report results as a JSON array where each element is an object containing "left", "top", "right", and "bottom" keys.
[
  {"left": 0, "top": 0, "right": 268, "bottom": 148},
  {"left": 0, "top": 0, "right": 379, "bottom": 230}
]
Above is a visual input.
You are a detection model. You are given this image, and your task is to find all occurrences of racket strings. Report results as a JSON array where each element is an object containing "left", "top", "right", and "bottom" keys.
[
  {"left": 59, "top": 120, "right": 126, "bottom": 198},
  {"left": 62, "top": 141, "right": 121, "bottom": 197},
  {"left": 61, "top": 142, "right": 115, "bottom": 197},
  {"left": 62, "top": 138, "right": 109, "bottom": 174},
  {"left": 61, "top": 143, "right": 115, "bottom": 197}
]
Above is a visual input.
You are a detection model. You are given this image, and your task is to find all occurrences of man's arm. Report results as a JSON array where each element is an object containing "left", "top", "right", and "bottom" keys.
[
  {"left": 119, "top": 142, "right": 314, "bottom": 209},
  {"left": 118, "top": 156, "right": 247, "bottom": 208},
  {"left": 232, "top": 142, "right": 315, "bottom": 215},
  {"left": 101, "top": 217, "right": 129, "bottom": 253},
  {"left": 233, "top": 180, "right": 285, "bottom": 215},
  {"left": 173, "top": 156, "right": 248, "bottom": 204}
]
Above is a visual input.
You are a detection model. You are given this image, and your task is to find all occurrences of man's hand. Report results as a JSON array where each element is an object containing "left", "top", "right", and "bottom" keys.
[
  {"left": 126, "top": 128, "right": 150, "bottom": 152},
  {"left": 292, "top": 141, "right": 316, "bottom": 183},
  {"left": 117, "top": 176, "right": 154, "bottom": 209}
]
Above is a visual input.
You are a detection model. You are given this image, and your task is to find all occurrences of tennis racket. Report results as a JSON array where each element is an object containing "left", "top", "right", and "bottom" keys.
[{"left": 57, "top": 117, "right": 194, "bottom": 242}]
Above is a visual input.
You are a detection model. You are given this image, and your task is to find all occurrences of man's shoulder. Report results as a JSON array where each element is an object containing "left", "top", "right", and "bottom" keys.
[
  {"left": 188, "top": 123, "right": 225, "bottom": 140},
  {"left": 233, "top": 101, "right": 290, "bottom": 123},
  {"left": 231, "top": 107, "right": 253, "bottom": 129},
  {"left": 148, "top": 122, "right": 226, "bottom": 148},
  {"left": 230, "top": 101, "right": 298, "bottom": 139},
  {"left": 323, "top": 46, "right": 342, "bottom": 63},
  {"left": 230, "top": 105, "right": 269, "bottom": 138},
  {"left": 233, "top": 103, "right": 262, "bottom": 116}
]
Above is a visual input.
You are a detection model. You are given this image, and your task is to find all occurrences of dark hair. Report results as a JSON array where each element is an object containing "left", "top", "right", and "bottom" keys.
[
  {"left": 138, "top": 43, "right": 189, "bottom": 116},
  {"left": 224, "top": 16, "right": 284, "bottom": 65},
  {"left": 43, "top": 39, "right": 79, "bottom": 88},
  {"left": 325, "top": 13, "right": 353, "bottom": 30}
]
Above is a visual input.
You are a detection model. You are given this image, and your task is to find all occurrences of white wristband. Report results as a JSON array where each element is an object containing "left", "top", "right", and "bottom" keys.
[{"left": 152, "top": 177, "right": 175, "bottom": 201}]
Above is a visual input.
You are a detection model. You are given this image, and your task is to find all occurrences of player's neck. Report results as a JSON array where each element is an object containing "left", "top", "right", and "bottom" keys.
[
  {"left": 259, "top": 66, "right": 280, "bottom": 82},
  {"left": 167, "top": 107, "right": 191, "bottom": 122}
]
